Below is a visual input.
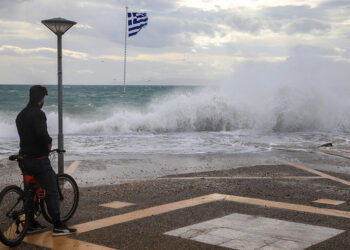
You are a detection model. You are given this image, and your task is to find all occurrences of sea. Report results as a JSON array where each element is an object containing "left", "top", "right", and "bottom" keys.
[{"left": 1, "top": 84, "right": 350, "bottom": 160}]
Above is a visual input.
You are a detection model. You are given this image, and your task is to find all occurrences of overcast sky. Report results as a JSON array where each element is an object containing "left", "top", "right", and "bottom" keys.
[{"left": 0, "top": 0, "right": 349, "bottom": 85}]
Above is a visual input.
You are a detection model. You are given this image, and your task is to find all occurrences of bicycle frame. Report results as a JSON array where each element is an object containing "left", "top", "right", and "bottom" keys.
[{"left": 23, "top": 175, "right": 46, "bottom": 201}]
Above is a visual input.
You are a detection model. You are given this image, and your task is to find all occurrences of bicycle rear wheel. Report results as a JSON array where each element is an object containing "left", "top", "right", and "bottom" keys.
[
  {"left": 41, "top": 174, "right": 79, "bottom": 223},
  {"left": 0, "top": 185, "right": 29, "bottom": 247}
]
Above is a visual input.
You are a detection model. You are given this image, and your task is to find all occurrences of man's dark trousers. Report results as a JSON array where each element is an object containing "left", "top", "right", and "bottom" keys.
[{"left": 21, "top": 157, "right": 60, "bottom": 226}]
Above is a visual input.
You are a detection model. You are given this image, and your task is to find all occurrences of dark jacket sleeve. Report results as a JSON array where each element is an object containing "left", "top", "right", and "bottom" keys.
[{"left": 33, "top": 110, "right": 52, "bottom": 145}]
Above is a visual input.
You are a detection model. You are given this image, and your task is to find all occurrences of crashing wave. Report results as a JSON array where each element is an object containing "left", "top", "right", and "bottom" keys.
[{"left": 1, "top": 82, "right": 350, "bottom": 136}]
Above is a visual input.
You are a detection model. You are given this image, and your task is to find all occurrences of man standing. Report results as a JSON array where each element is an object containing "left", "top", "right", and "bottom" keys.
[{"left": 16, "top": 85, "right": 76, "bottom": 236}]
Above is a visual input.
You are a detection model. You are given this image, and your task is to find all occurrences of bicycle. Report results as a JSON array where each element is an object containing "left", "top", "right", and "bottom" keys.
[{"left": 0, "top": 149, "right": 79, "bottom": 247}]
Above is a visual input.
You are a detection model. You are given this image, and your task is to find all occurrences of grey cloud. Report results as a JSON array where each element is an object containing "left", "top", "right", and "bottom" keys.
[
  {"left": 181, "top": 20, "right": 215, "bottom": 36},
  {"left": 285, "top": 18, "right": 331, "bottom": 34},
  {"left": 262, "top": 5, "right": 322, "bottom": 20},
  {"left": 320, "top": 0, "right": 350, "bottom": 8},
  {"left": 0, "top": 45, "right": 89, "bottom": 61},
  {"left": 221, "top": 8, "right": 331, "bottom": 35},
  {"left": 0, "top": 0, "right": 33, "bottom": 19},
  {"left": 224, "top": 13, "right": 263, "bottom": 34},
  {"left": 290, "top": 45, "right": 335, "bottom": 58},
  {"left": 0, "top": 0, "right": 31, "bottom": 8},
  {"left": 170, "top": 7, "right": 221, "bottom": 22},
  {"left": 175, "top": 7, "right": 270, "bottom": 35},
  {"left": 126, "top": 0, "right": 176, "bottom": 11},
  {"left": 224, "top": 5, "right": 330, "bottom": 35}
]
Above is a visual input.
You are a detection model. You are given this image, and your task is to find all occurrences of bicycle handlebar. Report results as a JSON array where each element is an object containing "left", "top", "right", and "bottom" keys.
[
  {"left": 50, "top": 149, "right": 66, "bottom": 154},
  {"left": 9, "top": 149, "right": 66, "bottom": 161}
]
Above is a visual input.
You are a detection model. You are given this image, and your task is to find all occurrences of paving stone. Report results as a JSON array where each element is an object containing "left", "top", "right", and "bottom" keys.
[
  {"left": 209, "top": 213, "right": 343, "bottom": 244},
  {"left": 260, "top": 239, "right": 308, "bottom": 250},
  {"left": 164, "top": 213, "right": 344, "bottom": 249},
  {"left": 207, "top": 214, "right": 260, "bottom": 228},
  {"left": 191, "top": 233, "right": 232, "bottom": 246},
  {"left": 220, "top": 238, "right": 267, "bottom": 250},
  {"left": 208, "top": 228, "right": 250, "bottom": 240},
  {"left": 218, "top": 230, "right": 277, "bottom": 249},
  {"left": 165, "top": 222, "right": 214, "bottom": 238},
  {"left": 248, "top": 218, "right": 343, "bottom": 244}
]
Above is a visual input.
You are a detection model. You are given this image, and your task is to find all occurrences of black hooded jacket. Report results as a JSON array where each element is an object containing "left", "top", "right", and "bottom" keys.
[{"left": 16, "top": 103, "right": 52, "bottom": 158}]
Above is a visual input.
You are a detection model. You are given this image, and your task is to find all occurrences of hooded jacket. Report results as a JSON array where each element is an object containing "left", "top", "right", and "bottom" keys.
[{"left": 16, "top": 103, "right": 52, "bottom": 158}]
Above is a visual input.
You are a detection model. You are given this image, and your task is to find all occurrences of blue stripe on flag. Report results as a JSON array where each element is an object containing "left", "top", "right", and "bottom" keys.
[
  {"left": 129, "top": 32, "right": 138, "bottom": 37},
  {"left": 129, "top": 23, "right": 147, "bottom": 32},
  {"left": 133, "top": 17, "right": 148, "bottom": 24},
  {"left": 134, "top": 13, "right": 146, "bottom": 17}
]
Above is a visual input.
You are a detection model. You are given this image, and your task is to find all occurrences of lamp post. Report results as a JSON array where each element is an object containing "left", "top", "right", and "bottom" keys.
[{"left": 41, "top": 17, "right": 76, "bottom": 174}]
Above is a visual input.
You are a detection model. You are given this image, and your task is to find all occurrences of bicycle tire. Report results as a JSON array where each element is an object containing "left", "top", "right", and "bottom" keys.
[
  {"left": 0, "top": 185, "right": 29, "bottom": 247},
  {"left": 41, "top": 174, "right": 79, "bottom": 223}
]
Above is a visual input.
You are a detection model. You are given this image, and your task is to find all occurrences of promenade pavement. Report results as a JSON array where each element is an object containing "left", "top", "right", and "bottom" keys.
[{"left": 2, "top": 159, "right": 350, "bottom": 249}]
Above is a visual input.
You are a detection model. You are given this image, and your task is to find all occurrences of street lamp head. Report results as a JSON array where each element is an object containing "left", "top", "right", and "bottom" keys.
[{"left": 41, "top": 17, "right": 77, "bottom": 36}]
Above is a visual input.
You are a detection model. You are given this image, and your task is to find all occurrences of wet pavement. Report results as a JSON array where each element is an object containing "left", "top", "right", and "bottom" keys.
[
  {"left": 1, "top": 150, "right": 350, "bottom": 249},
  {"left": 2, "top": 149, "right": 350, "bottom": 188}
]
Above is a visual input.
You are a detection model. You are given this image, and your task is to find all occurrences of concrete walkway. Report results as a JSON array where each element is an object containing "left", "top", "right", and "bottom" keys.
[{"left": 1, "top": 159, "right": 350, "bottom": 249}]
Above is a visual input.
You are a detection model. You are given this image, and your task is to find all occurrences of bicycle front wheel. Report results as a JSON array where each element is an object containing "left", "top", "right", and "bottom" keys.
[
  {"left": 41, "top": 174, "right": 79, "bottom": 223},
  {"left": 0, "top": 185, "right": 29, "bottom": 247}
]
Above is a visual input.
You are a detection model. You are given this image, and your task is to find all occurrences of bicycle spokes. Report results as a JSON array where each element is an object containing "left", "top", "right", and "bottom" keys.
[
  {"left": 0, "top": 186, "right": 28, "bottom": 247},
  {"left": 41, "top": 174, "right": 79, "bottom": 223},
  {"left": 6, "top": 214, "right": 25, "bottom": 237}
]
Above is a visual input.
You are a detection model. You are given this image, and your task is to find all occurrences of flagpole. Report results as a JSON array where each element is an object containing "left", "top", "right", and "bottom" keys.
[{"left": 123, "top": 6, "right": 128, "bottom": 94}]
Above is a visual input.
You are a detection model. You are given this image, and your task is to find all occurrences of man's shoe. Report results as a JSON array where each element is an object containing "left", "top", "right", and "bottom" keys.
[
  {"left": 27, "top": 221, "right": 47, "bottom": 234},
  {"left": 52, "top": 224, "right": 77, "bottom": 236}
]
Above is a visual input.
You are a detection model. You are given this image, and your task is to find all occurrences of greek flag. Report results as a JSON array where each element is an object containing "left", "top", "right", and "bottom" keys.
[{"left": 128, "top": 12, "right": 148, "bottom": 37}]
